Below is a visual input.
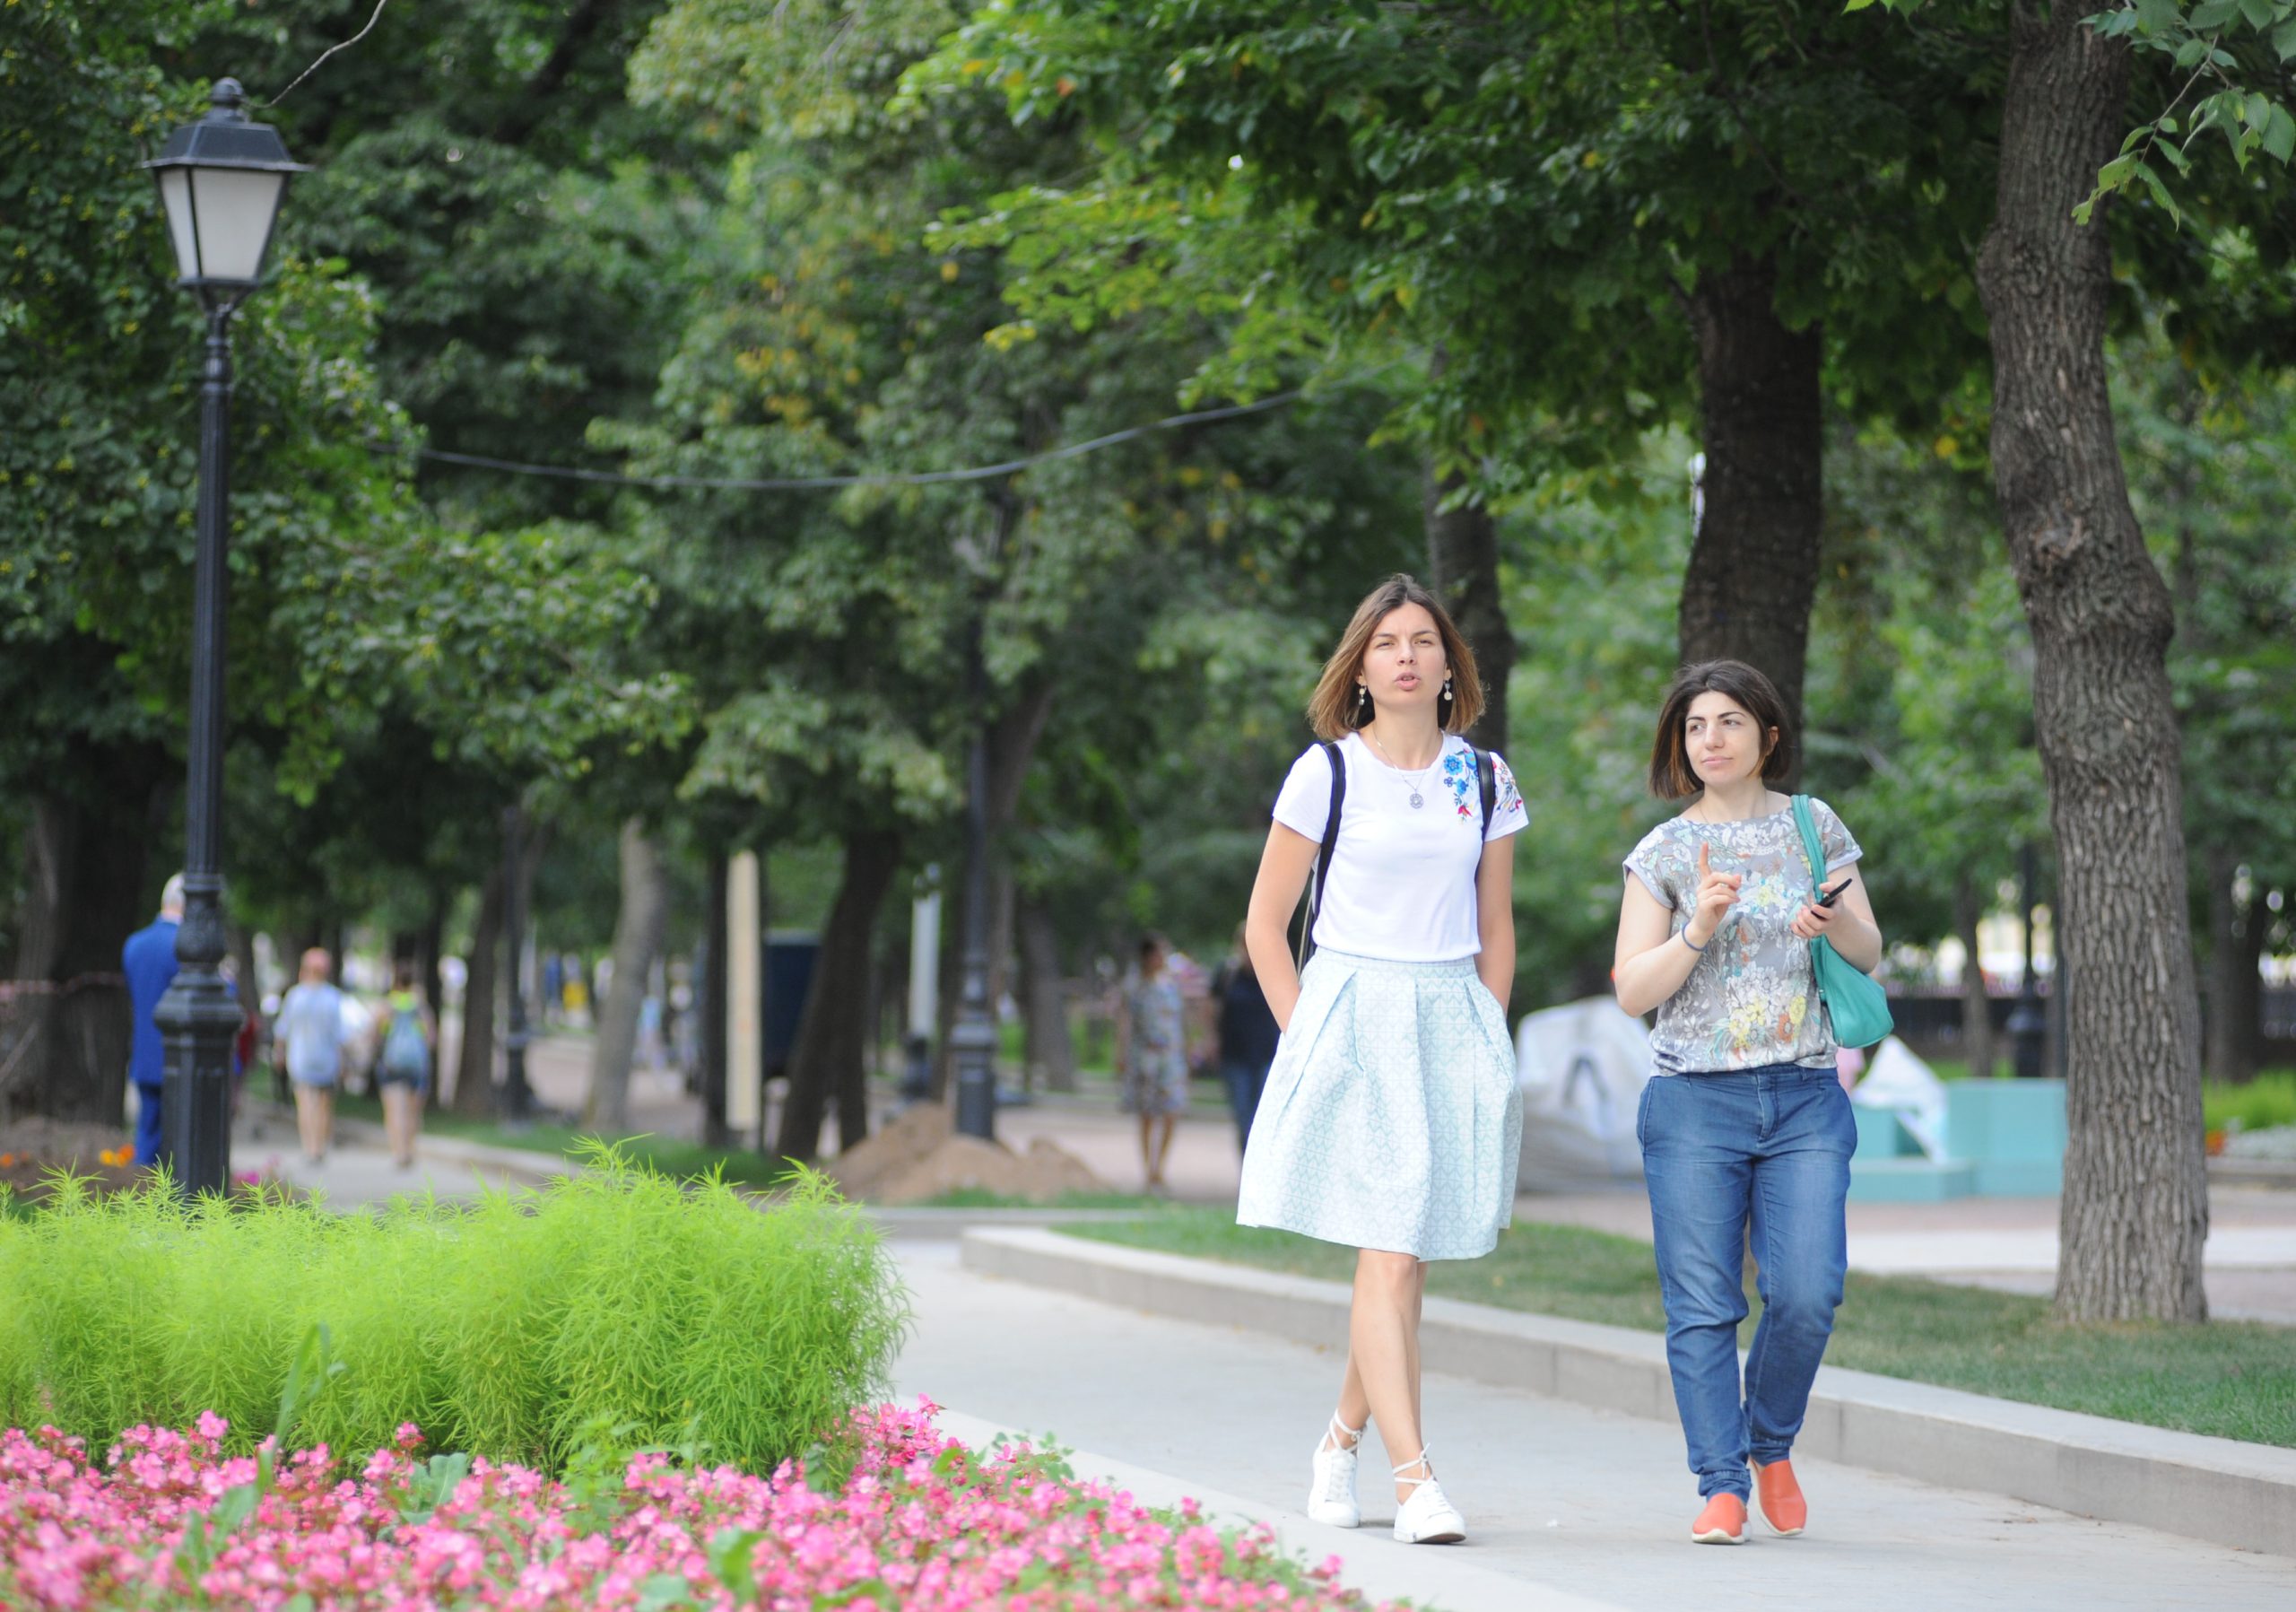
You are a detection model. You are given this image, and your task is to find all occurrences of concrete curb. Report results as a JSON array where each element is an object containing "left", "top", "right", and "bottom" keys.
[
  {"left": 961, "top": 1226, "right": 2296, "bottom": 1561},
  {"left": 933, "top": 1407, "right": 1625, "bottom": 1612},
  {"left": 863, "top": 1206, "right": 1179, "bottom": 1240}
]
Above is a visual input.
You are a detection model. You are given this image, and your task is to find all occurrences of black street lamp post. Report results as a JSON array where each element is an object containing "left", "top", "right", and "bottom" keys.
[
  {"left": 951, "top": 644, "right": 997, "bottom": 1141},
  {"left": 2007, "top": 841, "right": 2048, "bottom": 1080},
  {"left": 500, "top": 806, "right": 535, "bottom": 1124},
  {"left": 144, "top": 80, "right": 306, "bottom": 1195}
]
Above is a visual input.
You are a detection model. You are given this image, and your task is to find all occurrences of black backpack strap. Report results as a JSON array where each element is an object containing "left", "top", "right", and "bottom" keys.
[
  {"left": 1315, "top": 739, "right": 1345, "bottom": 911},
  {"left": 1296, "top": 739, "right": 1345, "bottom": 966},
  {"left": 1473, "top": 745, "right": 1496, "bottom": 835}
]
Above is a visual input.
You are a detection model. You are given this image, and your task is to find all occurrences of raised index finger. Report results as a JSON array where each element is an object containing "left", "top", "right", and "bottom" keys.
[{"left": 1698, "top": 841, "right": 1711, "bottom": 877}]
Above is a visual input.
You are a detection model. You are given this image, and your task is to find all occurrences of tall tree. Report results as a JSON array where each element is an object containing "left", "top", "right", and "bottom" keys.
[
  {"left": 1973, "top": 2, "right": 2205, "bottom": 1321},
  {"left": 926, "top": 0, "right": 2005, "bottom": 728}
]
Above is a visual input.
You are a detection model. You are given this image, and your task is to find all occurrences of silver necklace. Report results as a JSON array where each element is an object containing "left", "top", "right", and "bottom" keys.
[{"left": 1365, "top": 728, "right": 1440, "bottom": 809}]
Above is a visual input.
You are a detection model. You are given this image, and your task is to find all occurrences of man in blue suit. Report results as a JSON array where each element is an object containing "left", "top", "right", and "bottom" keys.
[{"left": 121, "top": 873, "right": 185, "bottom": 1168}]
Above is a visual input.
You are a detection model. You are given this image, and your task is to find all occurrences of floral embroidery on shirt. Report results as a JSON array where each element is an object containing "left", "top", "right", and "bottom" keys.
[
  {"left": 1442, "top": 749, "right": 1476, "bottom": 821},
  {"left": 1440, "top": 745, "right": 1527, "bottom": 828}
]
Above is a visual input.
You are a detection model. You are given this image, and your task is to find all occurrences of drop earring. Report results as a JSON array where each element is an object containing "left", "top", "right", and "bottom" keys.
[{"left": 1441, "top": 678, "right": 1453, "bottom": 701}]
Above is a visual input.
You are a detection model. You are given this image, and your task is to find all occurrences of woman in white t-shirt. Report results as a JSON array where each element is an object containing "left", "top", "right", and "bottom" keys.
[{"left": 1237, "top": 574, "right": 1527, "bottom": 1547}]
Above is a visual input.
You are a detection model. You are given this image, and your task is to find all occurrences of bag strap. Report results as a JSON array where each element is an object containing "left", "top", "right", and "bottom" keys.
[
  {"left": 1788, "top": 794, "right": 1825, "bottom": 896},
  {"left": 1474, "top": 745, "right": 1496, "bottom": 833},
  {"left": 1295, "top": 739, "right": 1346, "bottom": 968}
]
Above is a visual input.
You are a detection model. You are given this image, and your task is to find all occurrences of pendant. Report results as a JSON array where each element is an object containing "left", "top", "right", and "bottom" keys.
[{"left": 1409, "top": 790, "right": 1424, "bottom": 808}]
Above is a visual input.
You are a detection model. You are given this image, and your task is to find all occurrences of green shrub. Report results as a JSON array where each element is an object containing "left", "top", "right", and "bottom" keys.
[
  {"left": 0, "top": 1146, "right": 908, "bottom": 1473},
  {"left": 2205, "top": 1070, "right": 2296, "bottom": 1133}
]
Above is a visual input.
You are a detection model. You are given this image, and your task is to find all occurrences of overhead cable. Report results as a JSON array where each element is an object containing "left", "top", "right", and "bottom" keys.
[{"left": 396, "top": 387, "right": 1312, "bottom": 492}]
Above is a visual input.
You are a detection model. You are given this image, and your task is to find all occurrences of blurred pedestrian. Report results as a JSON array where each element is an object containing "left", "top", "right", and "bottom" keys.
[
  {"left": 1213, "top": 926, "right": 1280, "bottom": 1155},
  {"left": 373, "top": 962, "right": 435, "bottom": 1169},
  {"left": 274, "top": 948, "right": 346, "bottom": 1163},
  {"left": 1115, "top": 932, "right": 1187, "bottom": 1192},
  {"left": 121, "top": 873, "right": 185, "bottom": 1168}
]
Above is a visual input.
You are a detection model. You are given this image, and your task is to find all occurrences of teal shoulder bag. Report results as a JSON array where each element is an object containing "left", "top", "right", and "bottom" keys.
[{"left": 1789, "top": 795, "right": 1892, "bottom": 1049}]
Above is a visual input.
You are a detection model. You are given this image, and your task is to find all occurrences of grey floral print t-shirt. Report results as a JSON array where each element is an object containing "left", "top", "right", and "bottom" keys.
[{"left": 1622, "top": 798, "right": 1863, "bottom": 1075}]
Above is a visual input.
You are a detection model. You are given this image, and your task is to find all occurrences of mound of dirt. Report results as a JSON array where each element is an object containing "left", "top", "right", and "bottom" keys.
[
  {"left": 826, "top": 1102, "right": 955, "bottom": 1200},
  {"left": 826, "top": 1102, "right": 1110, "bottom": 1205}
]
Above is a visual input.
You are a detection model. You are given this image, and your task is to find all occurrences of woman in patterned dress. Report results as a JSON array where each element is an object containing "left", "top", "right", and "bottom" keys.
[
  {"left": 1613, "top": 658, "right": 1883, "bottom": 1546},
  {"left": 1236, "top": 574, "right": 1527, "bottom": 1547},
  {"left": 1116, "top": 932, "right": 1188, "bottom": 1191}
]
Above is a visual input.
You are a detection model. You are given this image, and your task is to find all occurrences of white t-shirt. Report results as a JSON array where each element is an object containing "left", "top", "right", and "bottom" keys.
[{"left": 1272, "top": 734, "right": 1527, "bottom": 962}]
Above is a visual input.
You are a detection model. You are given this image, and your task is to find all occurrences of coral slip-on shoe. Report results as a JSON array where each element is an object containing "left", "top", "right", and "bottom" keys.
[
  {"left": 1690, "top": 1493, "right": 1748, "bottom": 1545},
  {"left": 1752, "top": 1460, "right": 1806, "bottom": 1537}
]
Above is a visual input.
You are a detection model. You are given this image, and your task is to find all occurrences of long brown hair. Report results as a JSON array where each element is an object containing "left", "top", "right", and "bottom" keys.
[
  {"left": 1647, "top": 658, "right": 1796, "bottom": 798},
  {"left": 1305, "top": 574, "right": 1484, "bottom": 740}
]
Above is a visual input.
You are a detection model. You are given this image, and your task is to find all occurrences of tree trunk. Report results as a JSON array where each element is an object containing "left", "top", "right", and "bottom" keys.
[
  {"left": 700, "top": 850, "right": 731, "bottom": 1147},
  {"left": 1017, "top": 894, "right": 1077, "bottom": 1093},
  {"left": 1424, "top": 461, "right": 1514, "bottom": 753},
  {"left": 416, "top": 891, "right": 448, "bottom": 1111},
  {"left": 986, "top": 859, "right": 1017, "bottom": 1036},
  {"left": 1975, "top": 0, "right": 2206, "bottom": 1323},
  {"left": 587, "top": 819, "right": 669, "bottom": 1130},
  {"left": 933, "top": 678, "right": 1056, "bottom": 1098},
  {"left": 451, "top": 864, "right": 505, "bottom": 1118},
  {"left": 776, "top": 827, "right": 903, "bottom": 1164},
  {"left": 1679, "top": 252, "right": 1824, "bottom": 754},
  {"left": 6, "top": 766, "right": 165, "bottom": 1125},
  {"left": 1955, "top": 873, "right": 1996, "bottom": 1080}
]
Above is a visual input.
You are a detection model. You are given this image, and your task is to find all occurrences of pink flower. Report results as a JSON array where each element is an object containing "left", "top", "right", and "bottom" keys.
[{"left": 0, "top": 1404, "right": 1401, "bottom": 1612}]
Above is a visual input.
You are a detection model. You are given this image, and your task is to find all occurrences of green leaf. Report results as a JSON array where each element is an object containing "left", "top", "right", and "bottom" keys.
[
  {"left": 2191, "top": 1, "right": 2242, "bottom": 28},
  {"left": 2265, "top": 102, "right": 2296, "bottom": 161},
  {"left": 2239, "top": 0, "right": 2279, "bottom": 31},
  {"left": 2274, "top": 15, "right": 2296, "bottom": 57},
  {"left": 2137, "top": 0, "right": 2184, "bottom": 34},
  {"left": 2134, "top": 159, "right": 2182, "bottom": 224}
]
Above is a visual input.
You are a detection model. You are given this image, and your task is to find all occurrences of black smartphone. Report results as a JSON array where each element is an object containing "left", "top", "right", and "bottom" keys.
[{"left": 1815, "top": 879, "right": 1850, "bottom": 908}]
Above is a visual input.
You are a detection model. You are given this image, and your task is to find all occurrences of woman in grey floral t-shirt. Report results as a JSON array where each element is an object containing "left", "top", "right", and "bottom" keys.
[{"left": 1612, "top": 659, "right": 1883, "bottom": 1547}]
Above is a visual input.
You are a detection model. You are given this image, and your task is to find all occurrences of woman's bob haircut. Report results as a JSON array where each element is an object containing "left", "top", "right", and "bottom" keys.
[
  {"left": 1648, "top": 658, "right": 1797, "bottom": 799},
  {"left": 1305, "top": 574, "right": 1483, "bottom": 741}
]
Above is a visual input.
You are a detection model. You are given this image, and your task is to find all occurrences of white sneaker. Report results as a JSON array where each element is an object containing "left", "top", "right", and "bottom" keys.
[
  {"left": 1392, "top": 1448, "right": 1466, "bottom": 1545},
  {"left": 1306, "top": 1413, "right": 1364, "bottom": 1528}
]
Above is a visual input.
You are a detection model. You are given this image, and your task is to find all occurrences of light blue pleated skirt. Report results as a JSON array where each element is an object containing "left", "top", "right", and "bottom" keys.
[{"left": 1237, "top": 949, "right": 1521, "bottom": 1261}]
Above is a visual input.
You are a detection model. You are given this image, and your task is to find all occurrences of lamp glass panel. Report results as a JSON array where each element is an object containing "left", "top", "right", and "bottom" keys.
[
  {"left": 187, "top": 168, "right": 286, "bottom": 283},
  {"left": 157, "top": 169, "right": 202, "bottom": 282}
]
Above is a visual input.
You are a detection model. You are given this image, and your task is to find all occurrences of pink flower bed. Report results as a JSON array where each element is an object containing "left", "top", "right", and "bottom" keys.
[{"left": 0, "top": 1399, "right": 1398, "bottom": 1610}]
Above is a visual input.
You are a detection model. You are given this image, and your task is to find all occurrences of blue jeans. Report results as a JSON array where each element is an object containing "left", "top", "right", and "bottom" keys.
[
  {"left": 1222, "top": 1059, "right": 1272, "bottom": 1151},
  {"left": 133, "top": 1080, "right": 166, "bottom": 1168},
  {"left": 1637, "top": 1063, "right": 1854, "bottom": 1500}
]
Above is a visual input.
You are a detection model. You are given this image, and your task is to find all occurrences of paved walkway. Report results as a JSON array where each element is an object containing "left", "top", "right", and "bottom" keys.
[
  {"left": 382, "top": 1039, "right": 2296, "bottom": 1316},
  {"left": 893, "top": 1241, "right": 2296, "bottom": 1611},
  {"left": 230, "top": 1101, "right": 554, "bottom": 1210}
]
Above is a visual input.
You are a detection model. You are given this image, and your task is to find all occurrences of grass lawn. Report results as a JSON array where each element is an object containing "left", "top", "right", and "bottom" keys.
[
  {"left": 1064, "top": 1210, "right": 2296, "bottom": 1449},
  {"left": 2206, "top": 1070, "right": 2296, "bottom": 1134}
]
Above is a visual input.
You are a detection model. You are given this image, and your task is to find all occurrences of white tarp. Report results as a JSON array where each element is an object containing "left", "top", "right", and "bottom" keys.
[
  {"left": 1514, "top": 997, "right": 1651, "bottom": 1184},
  {"left": 1848, "top": 1035, "right": 1948, "bottom": 1157}
]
